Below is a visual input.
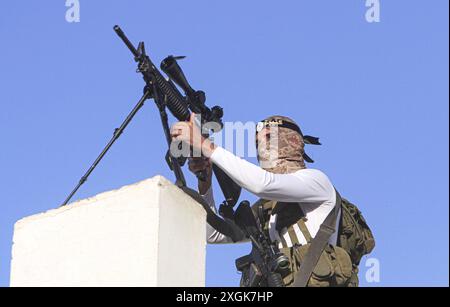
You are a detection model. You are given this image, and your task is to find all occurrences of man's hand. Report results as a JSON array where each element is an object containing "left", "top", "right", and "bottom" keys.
[
  {"left": 170, "top": 113, "right": 216, "bottom": 158},
  {"left": 188, "top": 157, "right": 212, "bottom": 195}
]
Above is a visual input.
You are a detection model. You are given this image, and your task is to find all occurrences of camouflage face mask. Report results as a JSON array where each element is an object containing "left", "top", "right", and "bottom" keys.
[{"left": 256, "top": 116, "right": 321, "bottom": 174}]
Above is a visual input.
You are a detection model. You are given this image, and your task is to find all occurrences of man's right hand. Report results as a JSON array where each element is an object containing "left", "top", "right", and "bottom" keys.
[{"left": 188, "top": 157, "right": 213, "bottom": 195}]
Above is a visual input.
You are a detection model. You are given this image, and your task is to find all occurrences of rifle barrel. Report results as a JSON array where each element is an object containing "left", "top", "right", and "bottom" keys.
[{"left": 114, "top": 25, "right": 139, "bottom": 57}]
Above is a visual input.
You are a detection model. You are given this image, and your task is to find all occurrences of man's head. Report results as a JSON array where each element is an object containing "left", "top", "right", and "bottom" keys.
[{"left": 256, "top": 115, "right": 320, "bottom": 174}]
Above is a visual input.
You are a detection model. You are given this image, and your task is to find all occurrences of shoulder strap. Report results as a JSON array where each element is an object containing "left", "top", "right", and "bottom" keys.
[
  {"left": 296, "top": 218, "right": 313, "bottom": 243},
  {"left": 292, "top": 189, "right": 342, "bottom": 287}
]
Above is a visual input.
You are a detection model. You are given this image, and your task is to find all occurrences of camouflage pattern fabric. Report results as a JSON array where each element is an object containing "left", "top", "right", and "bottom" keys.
[{"left": 257, "top": 115, "right": 306, "bottom": 174}]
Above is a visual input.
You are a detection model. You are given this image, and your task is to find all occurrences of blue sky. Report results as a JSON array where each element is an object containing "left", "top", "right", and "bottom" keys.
[{"left": 0, "top": 1, "right": 448, "bottom": 287}]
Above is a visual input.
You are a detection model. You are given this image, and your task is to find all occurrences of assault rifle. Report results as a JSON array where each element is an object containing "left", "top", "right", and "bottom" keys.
[
  {"left": 61, "top": 26, "right": 243, "bottom": 241},
  {"left": 233, "top": 201, "right": 291, "bottom": 287}
]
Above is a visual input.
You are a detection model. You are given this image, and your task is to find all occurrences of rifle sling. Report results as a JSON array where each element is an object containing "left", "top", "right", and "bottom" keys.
[{"left": 180, "top": 186, "right": 244, "bottom": 242}]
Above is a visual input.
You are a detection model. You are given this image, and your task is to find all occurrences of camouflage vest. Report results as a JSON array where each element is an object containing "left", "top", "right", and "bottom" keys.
[{"left": 252, "top": 195, "right": 375, "bottom": 287}]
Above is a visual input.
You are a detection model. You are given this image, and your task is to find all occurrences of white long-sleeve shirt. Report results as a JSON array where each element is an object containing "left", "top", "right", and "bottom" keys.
[{"left": 204, "top": 146, "right": 339, "bottom": 247}]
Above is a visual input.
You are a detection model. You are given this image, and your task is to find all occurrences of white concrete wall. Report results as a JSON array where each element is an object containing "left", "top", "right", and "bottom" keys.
[{"left": 10, "top": 175, "right": 206, "bottom": 287}]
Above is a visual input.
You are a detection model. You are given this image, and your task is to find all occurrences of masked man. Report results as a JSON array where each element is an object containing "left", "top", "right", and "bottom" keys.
[{"left": 171, "top": 114, "right": 356, "bottom": 287}]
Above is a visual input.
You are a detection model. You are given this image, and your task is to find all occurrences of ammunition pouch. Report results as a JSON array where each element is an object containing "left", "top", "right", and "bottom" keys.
[{"left": 280, "top": 244, "right": 354, "bottom": 287}]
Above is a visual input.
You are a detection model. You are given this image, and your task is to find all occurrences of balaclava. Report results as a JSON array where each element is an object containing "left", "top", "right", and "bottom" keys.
[{"left": 256, "top": 115, "right": 321, "bottom": 174}]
